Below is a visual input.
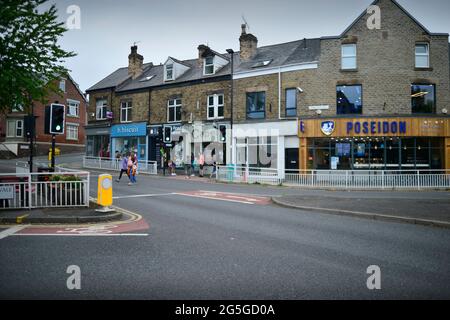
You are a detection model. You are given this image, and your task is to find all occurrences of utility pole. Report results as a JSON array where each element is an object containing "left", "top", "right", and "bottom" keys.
[
  {"left": 28, "top": 99, "right": 34, "bottom": 173},
  {"left": 226, "top": 49, "right": 234, "bottom": 165}
]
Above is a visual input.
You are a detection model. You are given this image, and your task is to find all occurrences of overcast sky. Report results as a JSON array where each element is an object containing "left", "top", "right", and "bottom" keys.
[{"left": 49, "top": 0, "right": 450, "bottom": 92}]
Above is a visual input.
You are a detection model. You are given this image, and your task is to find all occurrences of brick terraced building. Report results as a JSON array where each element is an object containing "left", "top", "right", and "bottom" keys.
[{"left": 86, "top": 0, "right": 450, "bottom": 172}]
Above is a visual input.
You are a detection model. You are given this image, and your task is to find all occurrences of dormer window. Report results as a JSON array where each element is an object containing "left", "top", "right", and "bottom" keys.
[
  {"left": 165, "top": 64, "right": 174, "bottom": 81},
  {"left": 204, "top": 56, "right": 214, "bottom": 75}
]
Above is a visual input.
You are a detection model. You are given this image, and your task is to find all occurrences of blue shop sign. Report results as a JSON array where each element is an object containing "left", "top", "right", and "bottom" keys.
[
  {"left": 111, "top": 122, "right": 147, "bottom": 137},
  {"left": 347, "top": 120, "right": 407, "bottom": 135}
]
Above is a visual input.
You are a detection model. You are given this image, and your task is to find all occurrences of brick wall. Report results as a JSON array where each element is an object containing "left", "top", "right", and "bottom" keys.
[
  {"left": 149, "top": 80, "right": 231, "bottom": 124},
  {"left": 233, "top": 0, "right": 450, "bottom": 121},
  {"left": 34, "top": 77, "right": 87, "bottom": 148},
  {"left": 314, "top": 0, "right": 450, "bottom": 117}
]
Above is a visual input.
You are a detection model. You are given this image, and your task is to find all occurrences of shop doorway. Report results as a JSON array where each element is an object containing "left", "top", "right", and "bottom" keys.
[{"left": 285, "top": 148, "right": 299, "bottom": 171}]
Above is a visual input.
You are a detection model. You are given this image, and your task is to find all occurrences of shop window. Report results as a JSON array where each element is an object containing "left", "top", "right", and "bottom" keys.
[
  {"left": 386, "top": 137, "right": 400, "bottom": 168},
  {"left": 370, "top": 139, "right": 385, "bottom": 169},
  {"left": 353, "top": 139, "right": 369, "bottom": 169},
  {"left": 430, "top": 139, "right": 443, "bottom": 169},
  {"left": 285, "top": 88, "right": 297, "bottom": 117},
  {"left": 237, "top": 136, "right": 277, "bottom": 168},
  {"left": 246, "top": 92, "right": 265, "bottom": 119},
  {"left": 411, "top": 84, "right": 435, "bottom": 114},
  {"left": 401, "top": 138, "right": 415, "bottom": 168},
  {"left": 308, "top": 139, "right": 331, "bottom": 170},
  {"left": 337, "top": 85, "right": 362, "bottom": 114},
  {"left": 333, "top": 141, "right": 351, "bottom": 170},
  {"left": 415, "top": 138, "right": 430, "bottom": 168},
  {"left": 168, "top": 98, "right": 182, "bottom": 122}
]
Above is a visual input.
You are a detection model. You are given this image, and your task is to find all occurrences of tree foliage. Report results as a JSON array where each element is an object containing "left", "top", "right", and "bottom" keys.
[{"left": 0, "top": 0, "right": 75, "bottom": 113}]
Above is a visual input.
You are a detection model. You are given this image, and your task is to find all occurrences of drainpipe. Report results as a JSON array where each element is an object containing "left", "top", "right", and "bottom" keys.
[{"left": 278, "top": 67, "right": 282, "bottom": 120}]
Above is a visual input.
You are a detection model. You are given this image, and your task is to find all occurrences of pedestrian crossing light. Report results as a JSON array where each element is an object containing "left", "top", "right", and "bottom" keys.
[
  {"left": 219, "top": 125, "right": 226, "bottom": 142},
  {"left": 49, "top": 103, "right": 65, "bottom": 134},
  {"left": 164, "top": 126, "right": 172, "bottom": 142}
]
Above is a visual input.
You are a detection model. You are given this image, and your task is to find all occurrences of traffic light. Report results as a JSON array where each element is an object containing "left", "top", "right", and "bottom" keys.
[
  {"left": 49, "top": 103, "right": 65, "bottom": 134},
  {"left": 164, "top": 126, "right": 172, "bottom": 143},
  {"left": 24, "top": 115, "right": 36, "bottom": 139},
  {"left": 157, "top": 127, "right": 164, "bottom": 142},
  {"left": 219, "top": 125, "right": 226, "bottom": 142}
]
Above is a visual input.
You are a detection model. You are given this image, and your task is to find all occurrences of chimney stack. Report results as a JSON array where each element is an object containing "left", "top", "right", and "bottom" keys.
[
  {"left": 239, "top": 24, "right": 257, "bottom": 60},
  {"left": 128, "top": 45, "right": 144, "bottom": 79},
  {"left": 197, "top": 44, "right": 210, "bottom": 67}
]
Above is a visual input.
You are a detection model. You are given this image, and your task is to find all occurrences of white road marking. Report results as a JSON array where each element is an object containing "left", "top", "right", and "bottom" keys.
[
  {"left": 0, "top": 225, "right": 28, "bottom": 240},
  {"left": 198, "top": 190, "right": 275, "bottom": 198},
  {"left": 113, "top": 193, "right": 173, "bottom": 199},
  {"left": 11, "top": 233, "right": 149, "bottom": 237},
  {"left": 174, "top": 193, "right": 254, "bottom": 205}
]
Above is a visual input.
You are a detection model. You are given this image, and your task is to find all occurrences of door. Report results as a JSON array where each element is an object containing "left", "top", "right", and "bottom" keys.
[{"left": 285, "top": 148, "right": 299, "bottom": 171}]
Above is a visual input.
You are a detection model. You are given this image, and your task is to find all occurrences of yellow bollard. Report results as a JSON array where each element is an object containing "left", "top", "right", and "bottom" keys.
[{"left": 96, "top": 174, "right": 115, "bottom": 213}]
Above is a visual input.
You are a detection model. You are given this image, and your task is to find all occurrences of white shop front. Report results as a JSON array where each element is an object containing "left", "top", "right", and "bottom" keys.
[{"left": 231, "top": 120, "right": 299, "bottom": 178}]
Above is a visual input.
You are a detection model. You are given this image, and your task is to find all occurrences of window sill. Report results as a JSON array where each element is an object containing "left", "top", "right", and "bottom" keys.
[
  {"left": 414, "top": 67, "right": 433, "bottom": 71},
  {"left": 340, "top": 68, "right": 358, "bottom": 72},
  {"left": 67, "top": 115, "right": 79, "bottom": 118}
]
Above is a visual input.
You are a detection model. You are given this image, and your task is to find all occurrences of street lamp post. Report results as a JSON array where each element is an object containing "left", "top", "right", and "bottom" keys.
[
  {"left": 226, "top": 49, "right": 234, "bottom": 165},
  {"left": 226, "top": 49, "right": 234, "bottom": 130}
]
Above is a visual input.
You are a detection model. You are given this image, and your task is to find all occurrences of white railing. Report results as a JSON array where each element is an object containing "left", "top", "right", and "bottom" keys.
[
  {"left": 83, "top": 156, "right": 157, "bottom": 175},
  {"left": 216, "top": 165, "right": 450, "bottom": 190},
  {"left": 0, "top": 170, "right": 90, "bottom": 210}
]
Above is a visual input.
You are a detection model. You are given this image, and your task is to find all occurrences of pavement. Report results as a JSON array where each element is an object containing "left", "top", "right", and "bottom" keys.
[
  {"left": 272, "top": 192, "right": 450, "bottom": 229},
  {"left": 0, "top": 202, "right": 122, "bottom": 224}
]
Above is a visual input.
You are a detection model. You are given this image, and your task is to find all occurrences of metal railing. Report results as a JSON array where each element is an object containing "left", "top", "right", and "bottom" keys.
[
  {"left": 0, "top": 170, "right": 90, "bottom": 210},
  {"left": 83, "top": 156, "right": 157, "bottom": 175},
  {"left": 216, "top": 165, "right": 450, "bottom": 190}
]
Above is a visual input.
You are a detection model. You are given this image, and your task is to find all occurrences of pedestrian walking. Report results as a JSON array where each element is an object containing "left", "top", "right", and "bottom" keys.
[
  {"left": 116, "top": 153, "right": 129, "bottom": 182},
  {"left": 199, "top": 152, "right": 205, "bottom": 177},
  {"left": 127, "top": 155, "right": 138, "bottom": 185},
  {"left": 132, "top": 155, "right": 138, "bottom": 184},
  {"left": 210, "top": 161, "right": 217, "bottom": 180},
  {"left": 190, "top": 152, "right": 195, "bottom": 177}
]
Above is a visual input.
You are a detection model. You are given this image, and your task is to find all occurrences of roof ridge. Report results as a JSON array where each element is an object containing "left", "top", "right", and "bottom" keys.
[{"left": 256, "top": 37, "right": 321, "bottom": 50}]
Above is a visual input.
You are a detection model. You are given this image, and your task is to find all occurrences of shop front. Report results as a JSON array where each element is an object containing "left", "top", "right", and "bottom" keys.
[
  {"left": 85, "top": 125, "right": 111, "bottom": 157},
  {"left": 110, "top": 122, "right": 148, "bottom": 161},
  {"left": 299, "top": 117, "right": 450, "bottom": 170},
  {"left": 232, "top": 120, "right": 299, "bottom": 177}
]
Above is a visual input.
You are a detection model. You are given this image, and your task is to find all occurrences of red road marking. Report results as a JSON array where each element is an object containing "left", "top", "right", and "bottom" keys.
[
  {"left": 15, "top": 216, "right": 149, "bottom": 235},
  {"left": 176, "top": 190, "right": 271, "bottom": 205}
]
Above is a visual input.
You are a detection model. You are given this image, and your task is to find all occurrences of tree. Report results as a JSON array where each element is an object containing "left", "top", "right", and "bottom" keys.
[{"left": 0, "top": 0, "right": 75, "bottom": 113}]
